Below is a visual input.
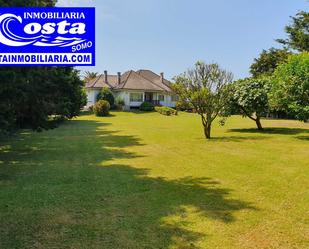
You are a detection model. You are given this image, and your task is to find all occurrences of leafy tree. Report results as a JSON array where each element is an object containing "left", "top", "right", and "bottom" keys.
[
  {"left": 0, "top": 67, "right": 86, "bottom": 131},
  {"left": 84, "top": 71, "right": 98, "bottom": 82},
  {"left": 96, "top": 87, "right": 115, "bottom": 106},
  {"left": 250, "top": 48, "right": 291, "bottom": 78},
  {"left": 232, "top": 78, "right": 270, "bottom": 130},
  {"left": 175, "top": 100, "right": 193, "bottom": 111},
  {"left": 276, "top": 11, "right": 309, "bottom": 52},
  {"left": 271, "top": 52, "right": 309, "bottom": 122},
  {"left": 173, "top": 61, "right": 233, "bottom": 139},
  {"left": 0, "top": 0, "right": 87, "bottom": 132}
]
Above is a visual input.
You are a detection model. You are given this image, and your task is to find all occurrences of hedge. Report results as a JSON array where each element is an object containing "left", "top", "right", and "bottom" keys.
[
  {"left": 140, "top": 101, "right": 154, "bottom": 111},
  {"left": 155, "top": 106, "right": 178, "bottom": 116}
]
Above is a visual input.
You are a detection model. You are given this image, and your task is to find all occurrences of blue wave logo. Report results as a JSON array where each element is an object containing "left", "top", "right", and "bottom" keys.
[
  {"left": 0, "top": 7, "right": 95, "bottom": 66},
  {"left": 0, "top": 13, "right": 86, "bottom": 47}
]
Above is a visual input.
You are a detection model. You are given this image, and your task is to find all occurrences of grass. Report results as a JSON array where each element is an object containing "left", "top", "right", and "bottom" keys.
[{"left": 0, "top": 111, "right": 308, "bottom": 249}]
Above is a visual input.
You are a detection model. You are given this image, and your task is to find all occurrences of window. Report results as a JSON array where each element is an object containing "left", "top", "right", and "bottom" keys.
[
  {"left": 171, "top": 95, "right": 179, "bottom": 101},
  {"left": 158, "top": 94, "right": 164, "bottom": 101},
  {"left": 130, "top": 93, "right": 143, "bottom": 102}
]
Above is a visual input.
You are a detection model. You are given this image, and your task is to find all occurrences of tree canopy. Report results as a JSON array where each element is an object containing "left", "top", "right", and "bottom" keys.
[
  {"left": 270, "top": 52, "right": 309, "bottom": 122},
  {"left": 276, "top": 11, "right": 309, "bottom": 52},
  {"left": 84, "top": 71, "right": 99, "bottom": 83},
  {"left": 250, "top": 48, "right": 291, "bottom": 78},
  {"left": 0, "top": 0, "right": 87, "bottom": 133},
  {"left": 173, "top": 61, "right": 233, "bottom": 139},
  {"left": 231, "top": 78, "right": 270, "bottom": 130}
]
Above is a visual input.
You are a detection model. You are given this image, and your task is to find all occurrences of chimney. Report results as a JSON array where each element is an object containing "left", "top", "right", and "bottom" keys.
[
  {"left": 104, "top": 70, "right": 108, "bottom": 82},
  {"left": 160, "top": 72, "right": 164, "bottom": 83},
  {"left": 117, "top": 72, "right": 121, "bottom": 85}
]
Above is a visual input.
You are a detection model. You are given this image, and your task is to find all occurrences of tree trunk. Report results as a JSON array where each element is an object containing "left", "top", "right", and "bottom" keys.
[
  {"left": 204, "top": 123, "right": 211, "bottom": 139},
  {"left": 255, "top": 117, "right": 263, "bottom": 130}
]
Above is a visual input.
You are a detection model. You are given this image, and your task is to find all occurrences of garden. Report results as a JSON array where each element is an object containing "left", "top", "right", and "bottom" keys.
[{"left": 0, "top": 111, "right": 308, "bottom": 248}]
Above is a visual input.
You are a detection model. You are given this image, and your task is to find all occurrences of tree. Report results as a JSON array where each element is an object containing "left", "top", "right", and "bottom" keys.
[
  {"left": 271, "top": 52, "right": 309, "bottom": 122},
  {"left": 84, "top": 71, "right": 98, "bottom": 82},
  {"left": 0, "top": 67, "right": 86, "bottom": 131},
  {"left": 96, "top": 87, "right": 115, "bottom": 106},
  {"left": 0, "top": 0, "right": 87, "bottom": 132},
  {"left": 250, "top": 48, "right": 291, "bottom": 78},
  {"left": 276, "top": 11, "right": 309, "bottom": 52},
  {"left": 232, "top": 78, "right": 270, "bottom": 130},
  {"left": 173, "top": 61, "right": 233, "bottom": 139}
]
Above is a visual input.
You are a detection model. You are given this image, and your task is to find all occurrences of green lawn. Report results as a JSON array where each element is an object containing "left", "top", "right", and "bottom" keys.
[{"left": 0, "top": 112, "right": 308, "bottom": 249}]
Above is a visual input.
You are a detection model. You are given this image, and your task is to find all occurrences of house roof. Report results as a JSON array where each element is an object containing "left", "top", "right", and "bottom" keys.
[
  {"left": 85, "top": 69, "right": 173, "bottom": 92},
  {"left": 136, "top": 70, "right": 172, "bottom": 91},
  {"left": 86, "top": 74, "right": 118, "bottom": 88}
]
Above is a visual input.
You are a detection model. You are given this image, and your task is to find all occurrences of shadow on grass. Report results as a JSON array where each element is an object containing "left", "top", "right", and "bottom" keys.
[
  {"left": 228, "top": 127, "right": 309, "bottom": 135},
  {"left": 209, "top": 136, "right": 269, "bottom": 142},
  {"left": 296, "top": 135, "right": 309, "bottom": 141},
  {"left": 0, "top": 119, "right": 256, "bottom": 249}
]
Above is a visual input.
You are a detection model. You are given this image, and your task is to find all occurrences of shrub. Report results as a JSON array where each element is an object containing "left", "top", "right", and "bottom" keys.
[
  {"left": 93, "top": 100, "right": 110, "bottom": 116},
  {"left": 115, "top": 97, "right": 125, "bottom": 106},
  {"left": 175, "top": 101, "right": 193, "bottom": 111},
  {"left": 115, "top": 97, "right": 125, "bottom": 110},
  {"left": 155, "top": 106, "right": 178, "bottom": 116},
  {"left": 140, "top": 101, "right": 154, "bottom": 111},
  {"left": 96, "top": 87, "right": 115, "bottom": 106}
]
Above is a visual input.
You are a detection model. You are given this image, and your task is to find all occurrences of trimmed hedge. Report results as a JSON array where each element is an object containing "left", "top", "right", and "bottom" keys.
[
  {"left": 93, "top": 100, "right": 110, "bottom": 116},
  {"left": 140, "top": 101, "right": 154, "bottom": 111},
  {"left": 155, "top": 106, "right": 178, "bottom": 116}
]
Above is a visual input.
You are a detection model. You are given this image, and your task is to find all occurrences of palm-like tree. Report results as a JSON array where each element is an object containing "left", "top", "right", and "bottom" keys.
[{"left": 84, "top": 71, "right": 98, "bottom": 82}]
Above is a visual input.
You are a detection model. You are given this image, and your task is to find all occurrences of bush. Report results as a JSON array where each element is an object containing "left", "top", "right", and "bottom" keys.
[
  {"left": 115, "top": 97, "right": 125, "bottom": 110},
  {"left": 175, "top": 101, "right": 193, "bottom": 112},
  {"left": 93, "top": 100, "right": 110, "bottom": 116},
  {"left": 155, "top": 106, "right": 178, "bottom": 116},
  {"left": 140, "top": 101, "right": 154, "bottom": 111},
  {"left": 115, "top": 97, "right": 125, "bottom": 106},
  {"left": 175, "top": 101, "right": 193, "bottom": 111},
  {"left": 96, "top": 87, "right": 115, "bottom": 106}
]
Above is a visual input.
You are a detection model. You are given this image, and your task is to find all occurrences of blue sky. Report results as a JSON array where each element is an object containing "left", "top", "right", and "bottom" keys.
[{"left": 57, "top": 0, "right": 308, "bottom": 80}]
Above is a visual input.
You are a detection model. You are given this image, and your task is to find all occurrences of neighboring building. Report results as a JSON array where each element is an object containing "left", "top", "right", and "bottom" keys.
[{"left": 85, "top": 69, "right": 178, "bottom": 110}]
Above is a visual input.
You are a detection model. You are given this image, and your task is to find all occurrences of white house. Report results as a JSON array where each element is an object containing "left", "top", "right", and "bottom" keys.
[{"left": 85, "top": 69, "right": 178, "bottom": 110}]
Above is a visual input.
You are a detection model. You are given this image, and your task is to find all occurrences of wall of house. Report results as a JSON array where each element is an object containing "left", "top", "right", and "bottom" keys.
[
  {"left": 114, "top": 91, "right": 144, "bottom": 110},
  {"left": 86, "top": 89, "right": 177, "bottom": 109},
  {"left": 153, "top": 93, "right": 176, "bottom": 108},
  {"left": 86, "top": 89, "right": 100, "bottom": 107}
]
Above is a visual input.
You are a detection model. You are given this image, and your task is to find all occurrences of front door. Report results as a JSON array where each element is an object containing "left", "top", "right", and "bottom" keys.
[{"left": 144, "top": 92, "right": 153, "bottom": 102}]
